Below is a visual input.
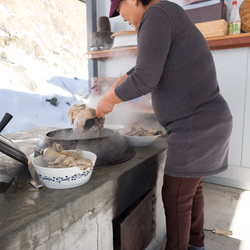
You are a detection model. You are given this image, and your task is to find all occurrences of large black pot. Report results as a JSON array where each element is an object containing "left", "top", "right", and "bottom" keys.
[{"left": 34, "top": 128, "right": 135, "bottom": 168}]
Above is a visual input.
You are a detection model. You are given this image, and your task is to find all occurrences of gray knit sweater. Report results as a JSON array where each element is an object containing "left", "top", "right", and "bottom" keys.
[{"left": 114, "top": 1, "right": 232, "bottom": 177}]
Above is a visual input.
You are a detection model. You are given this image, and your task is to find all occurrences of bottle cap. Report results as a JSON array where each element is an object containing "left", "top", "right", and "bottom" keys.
[{"left": 232, "top": 1, "right": 237, "bottom": 5}]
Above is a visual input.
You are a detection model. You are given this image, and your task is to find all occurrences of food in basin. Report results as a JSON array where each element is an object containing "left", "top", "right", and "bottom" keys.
[
  {"left": 32, "top": 149, "right": 97, "bottom": 189},
  {"left": 123, "top": 127, "right": 164, "bottom": 147}
]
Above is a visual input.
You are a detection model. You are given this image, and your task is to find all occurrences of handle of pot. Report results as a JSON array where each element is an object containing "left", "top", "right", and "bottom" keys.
[{"left": 0, "top": 113, "right": 13, "bottom": 132}]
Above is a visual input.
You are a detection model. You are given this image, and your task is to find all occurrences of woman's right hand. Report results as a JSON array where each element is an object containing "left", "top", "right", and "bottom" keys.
[
  {"left": 95, "top": 74, "right": 128, "bottom": 118},
  {"left": 95, "top": 92, "right": 116, "bottom": 118}
]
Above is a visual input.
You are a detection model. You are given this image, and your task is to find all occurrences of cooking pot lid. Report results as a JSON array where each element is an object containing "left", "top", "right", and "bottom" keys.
[{"left": 0, "top": 133, "right": 28, "bottom": 165}]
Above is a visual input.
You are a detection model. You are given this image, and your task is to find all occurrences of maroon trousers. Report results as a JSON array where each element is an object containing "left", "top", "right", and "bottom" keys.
[{"left": 162, "top": 174, "right": 205, "bottom": 250}]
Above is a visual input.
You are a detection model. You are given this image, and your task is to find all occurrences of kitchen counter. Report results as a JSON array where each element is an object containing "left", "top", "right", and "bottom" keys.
[{"left": 0, "top": 127, "right": 167, "bottom": 250}]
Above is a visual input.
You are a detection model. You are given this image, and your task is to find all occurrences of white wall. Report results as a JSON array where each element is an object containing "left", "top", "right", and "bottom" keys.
[
  {"left": 205, "top": 48, "right": 250, "bottom": 190},
  {"left": 212, "top": 48, "right": 248, "bottom": 167},
  {"left": 242, "top": 51, "right": 250, "bottom": 167}
]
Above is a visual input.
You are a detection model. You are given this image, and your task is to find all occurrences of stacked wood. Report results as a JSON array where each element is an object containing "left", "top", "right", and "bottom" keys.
[{"left": 195, "top": 19, "right": 228, "bottom": 38}]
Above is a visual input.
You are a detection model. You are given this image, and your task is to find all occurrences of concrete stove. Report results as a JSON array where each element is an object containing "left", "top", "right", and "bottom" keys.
[{"left": 0, "top": 127, "right": 167, "bottom": 250}]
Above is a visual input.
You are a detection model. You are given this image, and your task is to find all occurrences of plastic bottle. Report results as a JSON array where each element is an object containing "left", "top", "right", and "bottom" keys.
[{"left": 228, "top": 1, "right": 241, "bottom": 35}]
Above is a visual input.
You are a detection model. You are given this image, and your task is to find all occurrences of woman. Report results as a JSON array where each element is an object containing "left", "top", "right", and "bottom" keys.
[{"left": 95, "top": 1, "right": 233, "bottom": 249}]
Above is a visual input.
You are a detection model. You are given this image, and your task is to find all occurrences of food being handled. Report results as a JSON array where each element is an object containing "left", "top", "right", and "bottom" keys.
[{"left": 67, "top": 104, "right": 105, "bottom": 135}]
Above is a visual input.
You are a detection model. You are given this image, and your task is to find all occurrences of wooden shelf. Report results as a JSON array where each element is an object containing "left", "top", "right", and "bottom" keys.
[
  {"left": 87, "top": 46, "right": 137, "bottom": 60},
  {"left": 87, "top": 33, "right": 250, "bottom": 60},
  {"left": 206, "top": 33, "right": 250, "bottom": 50}
]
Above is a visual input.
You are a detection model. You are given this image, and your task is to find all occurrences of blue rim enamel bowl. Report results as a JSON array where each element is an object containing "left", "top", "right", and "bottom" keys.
[{"left": 32, "top": 150, "right": 97, "bottom": 189}]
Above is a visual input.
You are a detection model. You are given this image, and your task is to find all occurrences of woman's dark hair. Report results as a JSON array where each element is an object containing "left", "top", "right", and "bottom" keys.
[{"left": 140, "top": 0, "right": 152, "bottom": 6}]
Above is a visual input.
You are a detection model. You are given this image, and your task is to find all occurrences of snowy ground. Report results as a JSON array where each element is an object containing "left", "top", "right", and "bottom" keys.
[{"left": 0, "top": 48, "right": 90, "bottom": 135}]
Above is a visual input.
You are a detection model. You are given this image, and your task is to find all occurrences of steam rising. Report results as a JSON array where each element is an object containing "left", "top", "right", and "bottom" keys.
[{"left": 87, "top": 77, "right": 162, "bottom": 132}]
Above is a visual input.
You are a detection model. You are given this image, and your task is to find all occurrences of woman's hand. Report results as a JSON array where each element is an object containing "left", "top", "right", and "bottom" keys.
[{"left": 95, "top": 92, "right": 116, "bottom": 118}]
